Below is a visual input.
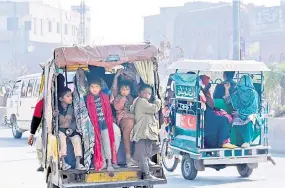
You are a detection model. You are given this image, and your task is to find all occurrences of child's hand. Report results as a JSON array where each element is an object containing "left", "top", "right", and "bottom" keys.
[
  {"left": 53, "top": 110, "right": 59, "bottom": 117},
  {"left": 66, "top": 129, "right": 74, "bottom": 136},
  {"left": 115, "top": 69, "right": 123, "bottom": 78}
]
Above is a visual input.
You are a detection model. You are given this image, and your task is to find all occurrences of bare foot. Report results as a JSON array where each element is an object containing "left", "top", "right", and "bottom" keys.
[{"left": 107, "top": 165, "right": 115, "bottom": 171}]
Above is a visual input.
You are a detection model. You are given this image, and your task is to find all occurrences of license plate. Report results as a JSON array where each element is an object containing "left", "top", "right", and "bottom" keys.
[{"left": 85, "top": 170, "right": 139, "bottom": 183}]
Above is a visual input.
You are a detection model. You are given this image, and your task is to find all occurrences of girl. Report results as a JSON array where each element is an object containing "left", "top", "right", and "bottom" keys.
[{"left": 114, "top": 80, "right": 136, "bottom": 167}]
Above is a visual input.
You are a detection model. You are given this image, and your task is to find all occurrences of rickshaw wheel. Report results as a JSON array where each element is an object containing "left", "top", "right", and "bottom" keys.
[
  {"left": 181, "top": 154, "right": 198, "bottom": 180},
  {"left": 237, "top": 164, "right": 253, "bottom": 178},
  {"left": 161, "top": 139, "right": 179, "bottom": 172}
]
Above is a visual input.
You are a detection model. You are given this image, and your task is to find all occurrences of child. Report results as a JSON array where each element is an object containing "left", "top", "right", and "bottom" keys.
[
  {"left": 130, "top": 84, "right": 161, "bottom": 179},
  {"left": 114, "top": 80, "right": 136, "bottom": 167},
  {"left": 55, "top": 87, "right": 86, "bottom": 171},
  {"left": 86, "top": 79, "right": 118, "bottom": 171}
]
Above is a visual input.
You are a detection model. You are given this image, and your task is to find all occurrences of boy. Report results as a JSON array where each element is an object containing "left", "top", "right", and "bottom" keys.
[
  {"left": 56, "top": 87, "right": 85, "bottom": 171},
  {"left": 86, "top": 79, "right": 118, "bottom": 171},
  {"left": 130, "top": 84, "right": 161, "bottom": 179}
]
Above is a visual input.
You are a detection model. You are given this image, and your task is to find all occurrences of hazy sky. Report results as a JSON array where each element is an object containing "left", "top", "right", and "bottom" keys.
[{"left": 52, "top": 0, "right": 281, "bottom": 44}]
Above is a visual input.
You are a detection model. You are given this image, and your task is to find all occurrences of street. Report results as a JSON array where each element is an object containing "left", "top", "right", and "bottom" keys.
[{"left": 0, "top": 127, "right": 284, "bottom": 188}]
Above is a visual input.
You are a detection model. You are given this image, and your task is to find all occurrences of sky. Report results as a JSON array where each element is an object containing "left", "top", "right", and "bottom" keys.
[{"left": 49, "top": 0, "right": 281, "bottom": 44}]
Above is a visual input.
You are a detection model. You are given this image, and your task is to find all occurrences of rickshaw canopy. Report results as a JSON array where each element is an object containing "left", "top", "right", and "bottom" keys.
[
  {"left": 167, "top": 59, "right": 271, "bottom": 72},
  {"left": 53, "top": 43, "right": 158, "bottom": 70}
]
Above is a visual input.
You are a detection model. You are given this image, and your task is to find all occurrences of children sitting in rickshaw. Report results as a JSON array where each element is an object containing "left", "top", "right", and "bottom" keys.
[
  {"left": 55, "top": 87, "right": 86, "bottom": 171},
  {"left": 114, "top": 80, "right": 137, "bottom": 167}
]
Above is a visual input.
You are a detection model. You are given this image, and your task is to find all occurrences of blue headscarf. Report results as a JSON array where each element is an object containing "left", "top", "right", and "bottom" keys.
[{"left": 231, "top": 75, "right": 259, "bottom": 120}]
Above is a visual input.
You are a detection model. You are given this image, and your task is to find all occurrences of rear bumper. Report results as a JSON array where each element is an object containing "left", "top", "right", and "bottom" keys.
[
  {"left": 62, "top": 179, "right": 167, "bottom": 188},
  {"left": 203, "top": 156, "right": 268, "bottom": 165}
]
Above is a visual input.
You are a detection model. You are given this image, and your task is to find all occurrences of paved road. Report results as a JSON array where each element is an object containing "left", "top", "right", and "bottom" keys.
[{"left": 0, "top": 128, "right": 284, "bottom": 188}]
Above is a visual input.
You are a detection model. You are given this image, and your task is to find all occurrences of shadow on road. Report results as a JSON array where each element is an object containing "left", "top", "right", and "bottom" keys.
[
  {"left": 165, "top": 174, "right": 263, "bottom": 187},
  {"left": 0, "top": 137, "right": 28, "bottom": 148}
]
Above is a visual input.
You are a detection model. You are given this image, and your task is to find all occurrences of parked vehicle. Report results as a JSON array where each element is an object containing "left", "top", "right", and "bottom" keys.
[
  {"left": 161, "top": 59, "right": 274, "bottom": 180},
  {"left": 42, "top": 43, "right": 167, "bottom": 188},
  {"left": 6, "top": 73, "right": 42, "bottom": 138}
]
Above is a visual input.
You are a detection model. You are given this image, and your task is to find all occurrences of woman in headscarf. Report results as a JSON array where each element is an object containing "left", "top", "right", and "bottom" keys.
[
  {"left": 230, "top": 75, "right": 260, "bottom": 148},
  {"left": 200, "top": 75, "right": 237, "bottom": 149}
]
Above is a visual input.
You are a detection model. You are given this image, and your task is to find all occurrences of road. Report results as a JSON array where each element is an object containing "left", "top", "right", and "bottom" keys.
[{"left": 0, "top": 127, "right": 284, "bottom": 188}]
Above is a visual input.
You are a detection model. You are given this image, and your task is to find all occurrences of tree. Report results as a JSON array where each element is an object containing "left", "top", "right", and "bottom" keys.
[{"left": 264, "top": 63, "right": 285, "bottom": 112}]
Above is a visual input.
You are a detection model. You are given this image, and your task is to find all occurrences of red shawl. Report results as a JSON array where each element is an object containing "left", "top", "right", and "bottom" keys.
[{"left": 86, "top": 92, "right": 117, "bottom": 171}]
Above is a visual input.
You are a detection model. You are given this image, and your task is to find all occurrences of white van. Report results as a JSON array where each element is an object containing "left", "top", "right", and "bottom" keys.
[{"left": 6, "top": 73, "right": 42, "bottom": 139}]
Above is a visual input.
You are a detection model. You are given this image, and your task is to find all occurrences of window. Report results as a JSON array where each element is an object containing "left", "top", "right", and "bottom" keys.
[
  {"left": 33, "top": 18, "right": 37, "bottom": 34},
  {"left": 33, "top": 79, "right": 41, "bottom": 97},
  {"left": 48, "top": 21, "right": 52, "bottom": 32},
  {"left": 72, "top": 25, "right": 76, "bottom": 36},
  {"left": 65, "top": 24, "right": 68, "bottom": 35},
  {"left": 57, "top": 22, "right": 60, "bottom": 34},
  {"left": 11, "top": 81, "right": 22, "bottom": 96},
  {"left": 26, "top": 79, "right": 35, "bottom": 97},
  {"left": 21, "top": 80, "right": 29, "bottom": 97},
  {"left": 40, "top": 19, "right": 44, "bottom": 36}
]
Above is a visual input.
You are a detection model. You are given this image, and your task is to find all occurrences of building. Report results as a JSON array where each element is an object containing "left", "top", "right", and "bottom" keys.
[
  {"left": 0, "top": 0, "right": 91, "bottom": 79},
  {"left": 249, "top": 5, "right": 285, "bottom": 63}
]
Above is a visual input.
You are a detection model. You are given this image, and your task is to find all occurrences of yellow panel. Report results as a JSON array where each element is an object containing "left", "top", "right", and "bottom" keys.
[
  {"left": 47, "top": 134, "right": 59, "bottom": 161},
  {"left": 85, "top": 171, "right": 138, "bottom": 183}
]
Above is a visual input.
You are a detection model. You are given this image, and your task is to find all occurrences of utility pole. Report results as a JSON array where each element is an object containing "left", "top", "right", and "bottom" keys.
[
  {"left": 233, "top": 0, "right": 240, "bottom": 60},
  {"left": 73, "top": 0, "right": 88, "bottom": 46}
]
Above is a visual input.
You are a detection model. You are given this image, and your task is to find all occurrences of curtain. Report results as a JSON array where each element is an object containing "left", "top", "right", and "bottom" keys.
[{"left": 134, "top": 61, "right": 155, "bottom": 86}]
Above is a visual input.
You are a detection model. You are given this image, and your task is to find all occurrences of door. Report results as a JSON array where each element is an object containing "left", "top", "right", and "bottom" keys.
[{"left": 6, "top": 81, "right": 22, "bottom": 119}]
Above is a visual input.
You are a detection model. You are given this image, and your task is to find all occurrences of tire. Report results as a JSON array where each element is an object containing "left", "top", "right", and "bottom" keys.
[
  {"left": 237, "top": 164, "right": 253, "bottom": 178},
  {"left": 11, "top": 115, "right": 22, "bottom": 139},
  {"left": 47, "top": 173, "right": 59, "bottom": 188},
  {"left": 161, "top": 139, "right": 179, "bottom": 172},
  {"left": 181, "top": 155, "right": 198, "bottom": 180}
]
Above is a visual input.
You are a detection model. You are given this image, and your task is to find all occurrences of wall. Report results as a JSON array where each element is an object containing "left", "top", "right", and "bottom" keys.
[{"left": 268, "top": 118, "right": 285, "bottom": 154}]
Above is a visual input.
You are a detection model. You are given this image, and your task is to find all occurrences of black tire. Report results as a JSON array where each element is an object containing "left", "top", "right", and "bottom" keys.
[
  {"left": 47, "top": 173, "right": 59, "bottom": 188},
  {"left": 181, "top": 155, "right": 198, "bottom": 180},
  {"left": 11, "top": 115, "right": 22, "bottom": 139},
  {"left": 237, "top": 164, "right": 253, "bottom": 178},
  {"left": 161, "top": 139, "right": 179, "bottom": 172}
]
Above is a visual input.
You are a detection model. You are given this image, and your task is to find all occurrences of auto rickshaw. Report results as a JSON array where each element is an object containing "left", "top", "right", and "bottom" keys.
[
  {"left": 161, "top": 59, "right": 274, "bottom": 180},
  {"left": 40, "top": 43, "right": 167, "bottom": 188}
]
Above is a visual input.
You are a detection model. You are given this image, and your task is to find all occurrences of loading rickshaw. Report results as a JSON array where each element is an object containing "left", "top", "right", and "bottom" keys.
[
  {"left": 161, "top": 59, "right": 274, "bottom": 180},
  {"left": 39, "top": 43, "right": 167, "bottom": 188}
]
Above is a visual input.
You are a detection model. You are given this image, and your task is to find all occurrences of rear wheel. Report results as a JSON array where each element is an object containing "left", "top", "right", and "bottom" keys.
[
  {"left": 11, "top": 115, "right": 22, "bottom": 139},
  {"left": 237, "top": 164, "right": 253, "bottom": 178},
  {"left": 181, "top": 154, "right": 198, "bottom": 180},
  {"left": 47, "top": 173, "right": 59, "bottom": 188},
  {"left": 161, "top": 138, "right": 179, "bottom": 172}
]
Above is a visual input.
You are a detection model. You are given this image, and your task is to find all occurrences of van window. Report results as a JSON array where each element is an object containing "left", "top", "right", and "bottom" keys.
[
  {"left": 21, "top": 80, "right": 29, "bottom": 97},
  {"left": 27, "top": 79, "right": 35, "bottom": 97},
  {"left": 11, "top": 81, "right": 22, "bottom": 96},
  {"left": 33, "top": 78, "right": 41, "bottom": 97}
]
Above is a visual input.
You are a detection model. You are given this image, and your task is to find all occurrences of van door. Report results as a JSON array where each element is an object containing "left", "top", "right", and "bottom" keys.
[
  {"left": 17, "top": 78, "right": 37, "bottom": 130},
  {"left": 6, "top": 81, "right": 22, "bottom": 119}
]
